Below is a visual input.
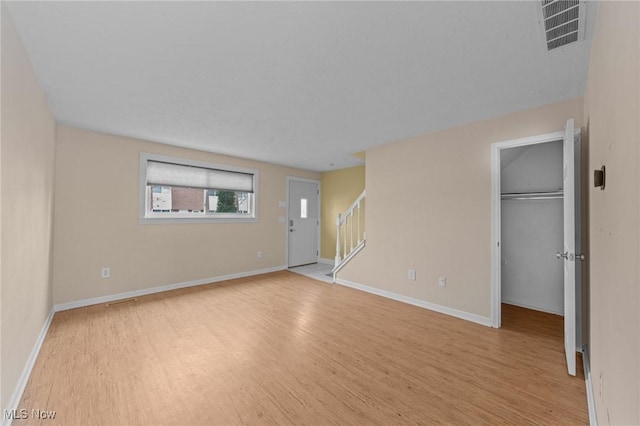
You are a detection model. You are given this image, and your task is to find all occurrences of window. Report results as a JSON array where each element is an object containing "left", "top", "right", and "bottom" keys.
[
  {"left": 300, "top": 198, "right": 308, "bottom": 219},
  {"left": 139, "top": 153, "right": 258, "bottom": 223}
]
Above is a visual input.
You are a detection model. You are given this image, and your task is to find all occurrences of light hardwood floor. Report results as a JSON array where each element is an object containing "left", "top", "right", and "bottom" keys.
[{"left": 16, "top": 271, "right": 588, "bottom": 425}]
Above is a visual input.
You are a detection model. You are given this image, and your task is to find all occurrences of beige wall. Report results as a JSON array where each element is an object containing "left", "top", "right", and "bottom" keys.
[
  {"left": 1, "top": 5, "right": 56, "bottom": 411},
  {"left": 53, "top": 125, "right": 319, "bottom": 305},
  {"left": 320, "top": 166, "right": 365, "bottom": 260},
  {"left": 584, "top": 1, "right": 640, "bottom": 424},
  {"left": 340, "top": 98, "right": 583, "bottom": 319}
]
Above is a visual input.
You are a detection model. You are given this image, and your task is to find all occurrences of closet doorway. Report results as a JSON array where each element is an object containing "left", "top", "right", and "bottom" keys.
[{"left": 491, "top": 119, "right": 582, "bottom": 376}]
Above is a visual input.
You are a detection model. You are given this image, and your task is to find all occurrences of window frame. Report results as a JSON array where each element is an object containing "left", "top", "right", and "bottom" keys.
[{"left": 139, "top": 153, "right": 259, "bottom": 224}]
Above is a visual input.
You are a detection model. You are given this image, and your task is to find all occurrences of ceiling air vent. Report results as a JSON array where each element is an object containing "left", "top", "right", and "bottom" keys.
[{"left": 540, "top": 0, "right": 585, "bottom": 50}]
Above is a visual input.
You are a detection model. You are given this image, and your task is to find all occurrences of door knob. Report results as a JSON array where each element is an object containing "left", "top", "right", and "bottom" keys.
[
  {"left": 556, "top": 252, "right": 568, "bottom": 260},
  {"left": 577, "top": 253, "right": 585, "bottom": 261},
  {"left": 290, "top": 229, "right": 295, "bottom": 232}
]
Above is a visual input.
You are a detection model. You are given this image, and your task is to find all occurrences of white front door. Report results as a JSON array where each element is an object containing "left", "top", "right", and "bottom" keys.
[
  {"left": 288, "top": 179, "right": 319, "bottom": 268},
  {"left": 562, "top": 118, "right": 577, "bottom": 376}
]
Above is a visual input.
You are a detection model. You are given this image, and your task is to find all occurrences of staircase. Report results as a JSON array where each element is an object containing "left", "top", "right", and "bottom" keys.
[{"left": 332, "top": 190, "right": 366, "bottom": 280}]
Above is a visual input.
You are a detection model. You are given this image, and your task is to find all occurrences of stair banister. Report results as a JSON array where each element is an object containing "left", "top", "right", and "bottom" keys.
[
  {"left": 335, "top": 213, "right": 342, "bottom": 264},
  {"left": 332, "top": 190, "right": 366, "bottom": 279}
]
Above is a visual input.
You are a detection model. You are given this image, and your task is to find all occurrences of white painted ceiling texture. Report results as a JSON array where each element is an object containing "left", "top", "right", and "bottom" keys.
[{"left": 6, "top": 1, "right": 594, "bottom": 172}]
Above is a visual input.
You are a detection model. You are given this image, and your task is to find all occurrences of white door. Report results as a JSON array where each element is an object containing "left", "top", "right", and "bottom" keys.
[
  {"left": 562, "top": 118, "right": 577, "bottom": 376},
  {"left": 288, "top": 179, "right": 319, "bottom": 267}
]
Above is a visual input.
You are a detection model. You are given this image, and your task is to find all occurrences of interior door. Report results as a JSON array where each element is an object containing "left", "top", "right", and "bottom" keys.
[
  {"left": 562, "top": 118, "right": 577, "bottom": 376},
  {"left": 288, "top": 180, "right": 319, "bottom": 267}
]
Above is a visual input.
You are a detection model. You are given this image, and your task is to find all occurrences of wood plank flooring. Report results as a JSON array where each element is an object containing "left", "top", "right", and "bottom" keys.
[{"left": 16, "top": 271, "right": 588, "bottom": 425}]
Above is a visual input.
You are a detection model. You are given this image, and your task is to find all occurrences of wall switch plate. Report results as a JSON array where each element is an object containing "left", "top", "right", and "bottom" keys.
[
  {"left": 278, "top": 201, "right": 286, "bottom": 208},
  {"left": 257, "top": 251, "right": 262, "bottom": 258},
  {"left": 101, "top": 267, "right": 111, "bottom": 278},
  {"left": 408, "top": 269, "right": 416, "bottom": 281},
  {"left": 438, "top": 277, "right": 447, "bottom": 287}
]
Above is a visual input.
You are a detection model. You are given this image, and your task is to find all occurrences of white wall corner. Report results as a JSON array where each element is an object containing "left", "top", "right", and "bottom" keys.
[
  {"left": 3, "top": 308, "right": 55, "bottom": 426},
  {"left": 333, "top": 278, "right": 492, "bottom": 327},
  {"left": 582, "top": 345, "right": 598, "bottom": 426}
]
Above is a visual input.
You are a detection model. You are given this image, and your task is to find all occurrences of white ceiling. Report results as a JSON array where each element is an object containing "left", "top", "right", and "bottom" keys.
[{"left": 6, "top": 1, "right": 594, "bottom": 172}]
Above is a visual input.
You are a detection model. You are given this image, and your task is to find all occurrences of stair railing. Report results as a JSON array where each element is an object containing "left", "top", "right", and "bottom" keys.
[{"left": 333, "top": 190, "right": 366, "bottom": 277}]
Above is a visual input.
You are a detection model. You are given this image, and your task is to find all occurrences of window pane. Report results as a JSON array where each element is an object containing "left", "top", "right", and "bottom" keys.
[
  {"left": 169, "top": 187, "right": 205, "bottom": 213},
  {"left": 151, "top": 186, "right": 172, "bottom": 212},
  {"left": 300, "top": 198, "right": 308, "bottom": 219},
  {"left": 205, "top": 190, "right": 252, "bottom": 215}
]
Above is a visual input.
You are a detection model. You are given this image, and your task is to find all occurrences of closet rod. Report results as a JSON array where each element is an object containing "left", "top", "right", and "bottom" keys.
[{"left": 501, "top": 191, "right": 564, "bottom": 200}]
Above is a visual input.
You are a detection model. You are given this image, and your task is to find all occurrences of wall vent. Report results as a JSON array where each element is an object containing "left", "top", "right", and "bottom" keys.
[{"left": 540, "top": 0, "right": 586, "bottom": 50}]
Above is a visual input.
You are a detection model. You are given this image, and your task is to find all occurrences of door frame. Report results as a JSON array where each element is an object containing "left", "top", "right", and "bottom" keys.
[
  {"left": 490, "top": 130, "right": 577, "bottom": 328},
  {"left": 285, "top": 176, "right": 321, "bottom": 268}
]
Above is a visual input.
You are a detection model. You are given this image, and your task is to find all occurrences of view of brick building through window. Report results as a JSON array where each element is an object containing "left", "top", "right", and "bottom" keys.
[{"left": 172, "top": 188, "right": 205, "bottom": 212}]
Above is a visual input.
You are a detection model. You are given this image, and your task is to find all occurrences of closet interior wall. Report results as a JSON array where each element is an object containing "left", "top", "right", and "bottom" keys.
[{"left": 500, "top": 141, "right": 564, "bottom": 315}]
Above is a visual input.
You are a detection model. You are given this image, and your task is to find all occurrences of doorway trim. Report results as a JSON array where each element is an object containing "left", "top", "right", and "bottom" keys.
[
  {"left": 490, "top": 130, "right": 565, "bottom": 328},
  {"left": 285, "top": 176, "right": 321, "bottom": 269}
]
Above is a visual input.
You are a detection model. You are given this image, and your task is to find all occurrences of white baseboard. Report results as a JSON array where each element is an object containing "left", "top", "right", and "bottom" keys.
[
  {"left": 3, "top": 308, "right": 55, "bottom": 426},
  {"left": 318, "top": 257, "right": 335, "bottom": 266},
  {"left": 54, "top": 265, "right": 286, "bottom": 312},
  {"left": 582, "top": 345, "right": 598, "bottom": 426},
  {"left": 333, "top": 278, "right": 492, "bottom": 327},
  {"left": 501, "top": 300, "right": 564, "bottom": 316}
]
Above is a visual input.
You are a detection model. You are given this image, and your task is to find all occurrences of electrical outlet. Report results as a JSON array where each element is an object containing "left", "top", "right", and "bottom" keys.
[
  {"left": 438, "top": 277, "right": 447, "bottom": 287},
  {"left": 257, "top": 250, "right": 262, "bottom": 258},
  {"left": 407, "top": 269, "right": 416, "bottom": 281},
  {"left": 101, "top": 267, "right": 111, "bottom": 279}
]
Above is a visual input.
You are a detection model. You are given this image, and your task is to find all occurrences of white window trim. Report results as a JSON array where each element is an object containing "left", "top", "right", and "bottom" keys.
[{"left": 139, "top": 153, "right": 259, "bottom": 224}]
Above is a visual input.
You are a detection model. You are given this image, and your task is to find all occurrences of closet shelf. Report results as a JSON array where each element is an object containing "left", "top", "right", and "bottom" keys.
[{"left": 501, "top": 191, "right": 564, "bottom": 200}]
